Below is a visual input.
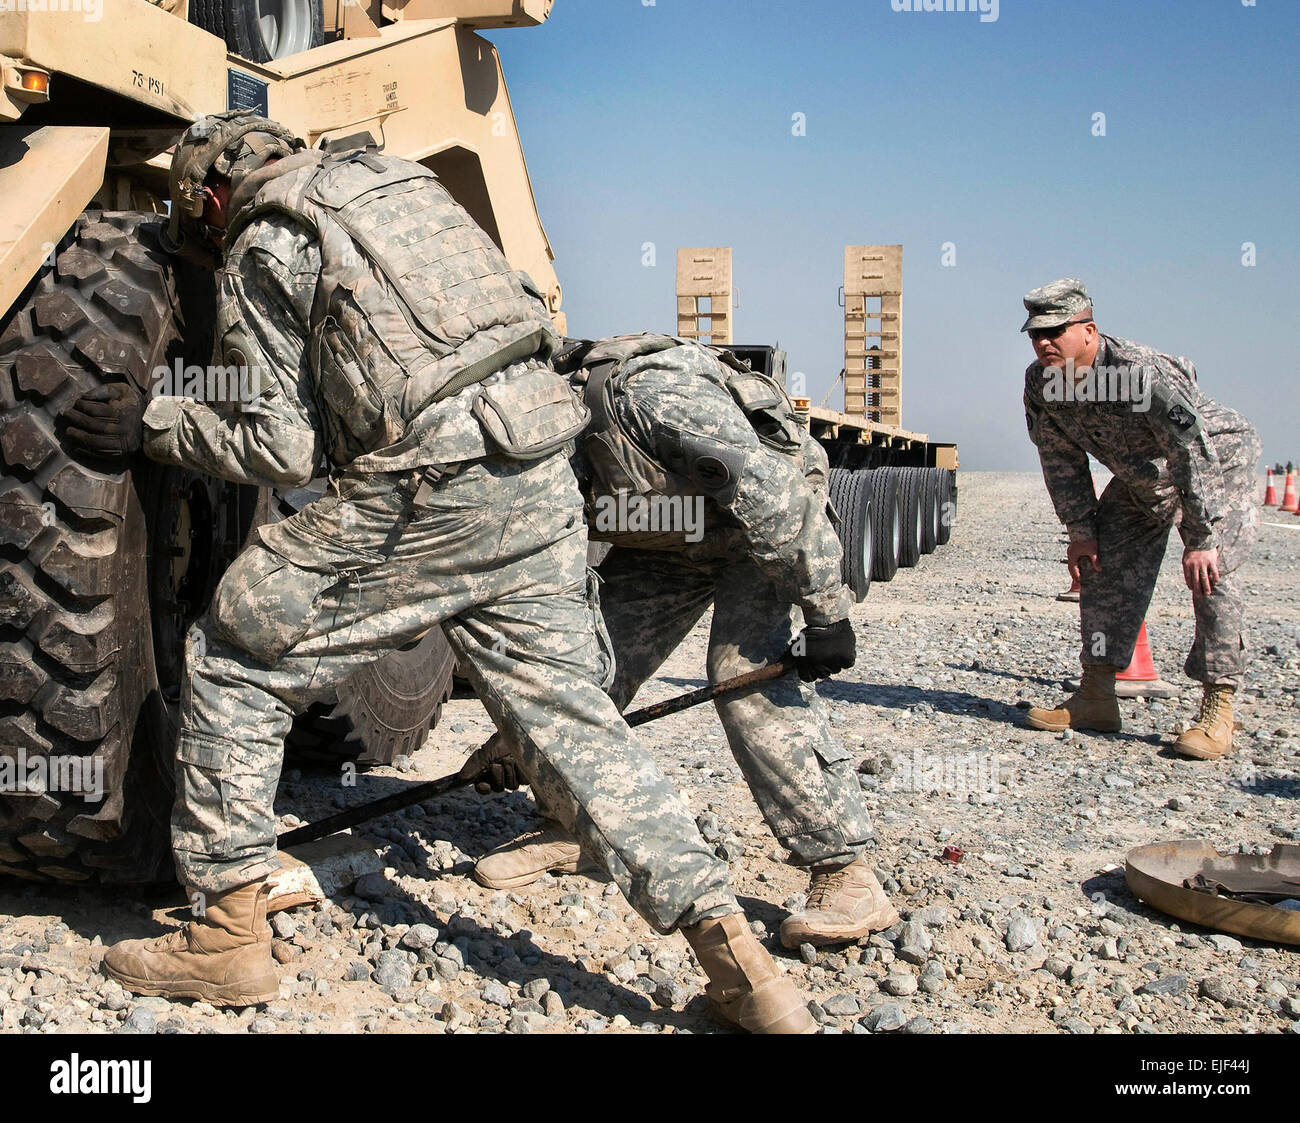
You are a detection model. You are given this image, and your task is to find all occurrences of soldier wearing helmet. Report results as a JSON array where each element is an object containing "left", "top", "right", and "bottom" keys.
[
  {"left": 65, "top": 115, "right": 813, "bottom": 1033},
  {"left": 163, "top": 109, "right": 303, "bottom": 263}
]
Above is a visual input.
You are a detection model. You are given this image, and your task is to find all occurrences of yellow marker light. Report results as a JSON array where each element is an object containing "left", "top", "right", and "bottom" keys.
[{"left": 5, "top": 65, "right": 51, "bottom": 102}]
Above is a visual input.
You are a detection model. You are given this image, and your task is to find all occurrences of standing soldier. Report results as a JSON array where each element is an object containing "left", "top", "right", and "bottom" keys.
[
  {"left": 473, "top": 334, "right": 898, "bottom": 948},
  {"left": 62, "top": 113, "right": 814, "bottom": 1033},
  {"left": 1020, "top": 279, "right": 1261, "bottom": 759}
]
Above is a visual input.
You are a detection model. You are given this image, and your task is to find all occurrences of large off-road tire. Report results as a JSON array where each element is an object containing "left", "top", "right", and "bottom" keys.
[
  {"left": 868, "top": 467, "right": 902, "bottom": 583},
  {"left": 191, "top": 0, "right": 324, "bottom": 63},
  {"left": 827, "top": 469, "right": 873, "bottom": 603},
  {"left": 263, "top": 488, "right": 457, "bottom": 769},
  {"left": 0, "top": 211, "right": 231, "bottom": 884},
  {"left": 0, "top": 212, "right": 454, "bottom": 885}
]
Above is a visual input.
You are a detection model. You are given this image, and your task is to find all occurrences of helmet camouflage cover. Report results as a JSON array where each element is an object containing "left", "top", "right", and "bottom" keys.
[{"left": 165, "top": 109, "right": 304, "bottom": 253}]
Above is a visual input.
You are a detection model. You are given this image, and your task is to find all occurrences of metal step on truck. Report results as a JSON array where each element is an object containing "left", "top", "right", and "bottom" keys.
[
  {"left": 676, "top": 245, "right": 959, "bottom": 606},
  {"left": 0, "top": 0, "right": 562, "bottom": 882}
]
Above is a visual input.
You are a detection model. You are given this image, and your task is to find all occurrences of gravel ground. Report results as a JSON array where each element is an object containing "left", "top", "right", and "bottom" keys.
[{"left": 3, "top": 470, "right": 1298, "bottom": 1035}]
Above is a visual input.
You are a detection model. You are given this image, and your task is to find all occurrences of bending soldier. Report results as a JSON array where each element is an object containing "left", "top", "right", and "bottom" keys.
[
  {"left": 63, "top": 113, "right": 813, "bottom": 1033},
  {"left": 473, "top": 334, "right": 898, "bottom": 948},
  {"left": 1020, "top": 279, "right": 1261, "bottom": 759}
]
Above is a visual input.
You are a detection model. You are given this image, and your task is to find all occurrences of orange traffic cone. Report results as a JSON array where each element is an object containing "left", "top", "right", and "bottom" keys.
[
  {"left": 1282, "top": 472, "right": 1299, "bottom": 514},
  {"left": 1263, "top": 470, "right": 1278, "bottom": 506},
  {"left": 1115, "top": 621, "right": 1178, "bottom": 699}
]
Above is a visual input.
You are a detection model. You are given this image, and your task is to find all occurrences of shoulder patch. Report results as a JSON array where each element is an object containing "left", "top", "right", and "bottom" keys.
[
  {"left": 655, "top": 424, "right": 747, "bottom": 506},
  {"left": 693, "top": 455, "right": 732, "bottom": 490}
]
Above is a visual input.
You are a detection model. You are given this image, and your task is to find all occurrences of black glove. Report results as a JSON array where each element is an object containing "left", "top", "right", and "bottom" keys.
[
  {"left": 63, "top": 383, "right": 147, "bottom": 460},
  {"left": 789, "top": 618, "right": 856, "bottom": 682},
  {"left": 458, "top": 733, "right": 523, "bottom": 794}
]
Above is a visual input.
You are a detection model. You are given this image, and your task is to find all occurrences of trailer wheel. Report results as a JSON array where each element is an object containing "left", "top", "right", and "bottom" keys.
[
  {"left": 894, "top": 467, "right": 924, "bottom": 569},
  {"left": 827, "top": 469, "right": 873, "bottom": 602},
  {"left": 868, "top": 467, "right": 902, "bottom": 583},
  {"left": 192, "top": 0, "right": 324, "bottom": 63},
  {"left": 920, "top": 469, "right": 942, "bottom": 555},
  {"left": 827, "top": 468, "right": 850, "bottom": 582},
  {"left": 935, "top": 469, "right": 956, "bottom": 546}
]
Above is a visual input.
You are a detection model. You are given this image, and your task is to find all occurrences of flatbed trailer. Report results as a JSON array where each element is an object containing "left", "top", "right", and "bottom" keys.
[{"left": 679, "top": 248, "right": 960, "bottom": 602}]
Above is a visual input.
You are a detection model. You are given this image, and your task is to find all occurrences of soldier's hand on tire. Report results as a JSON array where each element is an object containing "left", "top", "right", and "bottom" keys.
[
  {"left": 459, "top": 733, "right": 522, "bottom": 793},
  {"left": 63, "top": 383, "right": 147, "bottom": 460},
  {"left": 789, "top": 618, "right": 856, "bottom": 682},
  {"left": 1066, "top": 539, "right": 1101, "bottom": 581},
  {"left": 1182, "top": 547, "right": 1220, "bottom": 596}
]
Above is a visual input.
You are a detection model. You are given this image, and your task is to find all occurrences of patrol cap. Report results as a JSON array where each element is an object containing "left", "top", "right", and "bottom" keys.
[{"left": 1020, "top": 278, "right": 1094, "bottom": 332}]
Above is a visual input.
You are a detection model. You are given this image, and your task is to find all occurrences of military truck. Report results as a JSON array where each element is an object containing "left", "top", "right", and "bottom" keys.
[
  {"left": 676, "top": 246, "right": 959, "bottom": 605},
  {"left": 0, "top": 0, "right": 561, "bottom": 881}
]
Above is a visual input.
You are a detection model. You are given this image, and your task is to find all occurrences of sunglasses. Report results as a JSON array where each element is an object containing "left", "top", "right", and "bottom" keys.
[{"left": 1028, "top": 316, "right": 1092, "bottom": 342}]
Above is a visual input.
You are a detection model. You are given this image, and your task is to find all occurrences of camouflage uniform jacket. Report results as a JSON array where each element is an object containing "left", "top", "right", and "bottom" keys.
[
  {"left": 573, "top": 335, "right": 852, "bottom": 626},
  {"left": 1024, "top": 333, "right": 1256, "bottom": 552}
]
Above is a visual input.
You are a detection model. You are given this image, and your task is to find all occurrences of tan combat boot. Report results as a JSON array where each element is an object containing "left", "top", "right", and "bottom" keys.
[
  {"left": 682, "top": 912, "right": 816, "bottom": 1034},
  {"left": 474, "top": 825, "right": 593, "bottom": 890},
  {"left": 1173, "top": 685, "right": 1236, "bottom": 760},
  {"left": 101, "top": 880, "right": 278, "bottom": 1007},
  {"left": 1026, "top": 665, "right": 1122, "bottom": 733},
  {"left": 779, "top": 858, "right": 900, "bottom": 949}
]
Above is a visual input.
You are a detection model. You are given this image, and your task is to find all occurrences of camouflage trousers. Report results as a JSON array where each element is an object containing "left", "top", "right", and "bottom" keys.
[
  {"left": 172, "top": 451, "right": 739, "bottom": 933},
  {"left": 1080, "top": 433, "right": 1262, "bottom": 686},
  {"left": 526, "top": 547, "right": 872, "bottom": 868}
]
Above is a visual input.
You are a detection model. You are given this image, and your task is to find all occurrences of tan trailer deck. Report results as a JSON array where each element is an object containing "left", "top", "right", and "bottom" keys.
[{"left": 799, "top": 402, "right": 958, "bottom": 471}]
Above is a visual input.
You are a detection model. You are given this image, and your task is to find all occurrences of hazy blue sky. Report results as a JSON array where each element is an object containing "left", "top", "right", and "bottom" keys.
[{"left": 490, "top": 0, "right": 1298, "bottom": 471}]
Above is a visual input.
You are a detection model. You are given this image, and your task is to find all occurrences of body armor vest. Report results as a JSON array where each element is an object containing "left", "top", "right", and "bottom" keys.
[{"left": 224, "top": 148, "right": 557, "bottom": 466}]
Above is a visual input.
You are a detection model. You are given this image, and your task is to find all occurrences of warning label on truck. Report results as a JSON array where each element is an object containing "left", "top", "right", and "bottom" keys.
[{"left": 227, "top": 70, "right": 269, "bottom": 116}]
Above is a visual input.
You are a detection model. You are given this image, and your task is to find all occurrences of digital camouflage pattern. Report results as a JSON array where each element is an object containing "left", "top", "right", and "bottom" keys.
[
  {"left": 594, "top": 549, "right": 872, "bottom": 866},
  {"left": 517, "top": 338, "right": 871, "bottom": 867},
  {"left": 177, "top": 449, "right": 739, "bottom": 931},
  {"left": 148, "top": 144, "right": 741, "bottom": 934},
  {"left": 145, "top": 145, "right": 559, "bottom": 479},
  {"left": 1020, "top": 277, "right": 1093, "bottom": 332},
  {"left": 576, "top": 335, "right": 852, "bottom": 627},
  {"left": 220, "top": 148, "right": 559, "bottom": 467},
  {"left": 1024, "top": 333, "right": 1262, "bottom": 685}
]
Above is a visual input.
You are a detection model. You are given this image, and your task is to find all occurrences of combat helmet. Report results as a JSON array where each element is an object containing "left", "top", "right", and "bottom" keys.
[{"left": 164, "top": 109, "right": 304, "bottom": 257}]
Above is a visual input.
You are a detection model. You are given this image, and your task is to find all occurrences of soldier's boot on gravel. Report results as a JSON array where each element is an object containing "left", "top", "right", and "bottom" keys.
[
  {"left": 101, "top": 881, "right": 279, "bottom": 1007},
  {"left": 683, "top": 912, "right": 816, "bottom": 1034},
  {"left": 1026, "top": 665, "right": 1122, "bottom": 733},
  {"left": 1173, "top": 685, "right": 1236, "bottom": 761},
  {"left": 779, "top": 858, "right": 900, "bottom": 949},
  {"left": 473, "top": 825, "right": 594, "bottom": 890}
]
